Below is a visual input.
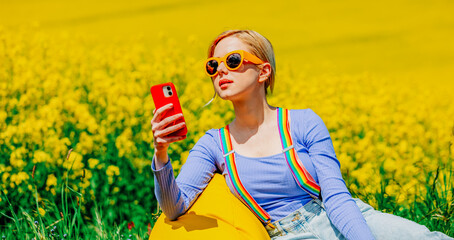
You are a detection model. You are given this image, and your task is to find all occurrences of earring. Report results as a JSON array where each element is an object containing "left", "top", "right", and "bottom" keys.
[{"left": 203, "top": 92, "right": 217, "bottom": 108}]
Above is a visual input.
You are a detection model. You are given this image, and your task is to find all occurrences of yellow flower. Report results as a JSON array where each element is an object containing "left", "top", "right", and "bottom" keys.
[
  {"left": 88, "top": 158, "right": 100, "bottom": 169},
  {"left": 32, "top": 150, "right": 51, "bottom": 164},
  {"left": 385, "top": 184, "right": 400, "bottom": 196},
  {"left": 383, "top": 158, "right": 397, "bottom": 172},
  {"left": 64, "top": 151, "right": 84, "bottom": 170},
  {"left": 10, "top": 172, "right": 29, "bottom": 186},
  {"left": 106, "top": 165, "right": 120, "bottom": 177},
  {"left": 115, "top": 128, "right": 137, "bottom": 158},
  {"left": 46, "top": 174, "right": 57, "bottom": 189},
  {"left": 10, "top": 148, "right": 27, "bottom": 169},
  {"left": 77, "top": 132, "right": 94, "bottom": 155},
  {"left": 2, "top": 172, "right": 10, "bottom": 183},
  {"left": 180, "top": 151, "right": 190, "bottom": 165},
  {"left": 368, "top": 198, "right": 378, "bottom": 209},
  {"left": 38, "top": 207, "right": 46, "bottom": 217},
  {"left": 108, "top": 176, "right": 114, "bottom": 184}
]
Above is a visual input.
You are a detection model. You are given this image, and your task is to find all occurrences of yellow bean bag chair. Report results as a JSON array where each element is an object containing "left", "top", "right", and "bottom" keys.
[{"left": 150, "top": 173, "right": 271, "bottom": 240}]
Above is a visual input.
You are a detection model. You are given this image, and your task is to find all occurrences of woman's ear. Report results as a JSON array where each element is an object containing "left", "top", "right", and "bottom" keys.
[{"left": 257, "top": 63, "right": 272, "bottom": 83}]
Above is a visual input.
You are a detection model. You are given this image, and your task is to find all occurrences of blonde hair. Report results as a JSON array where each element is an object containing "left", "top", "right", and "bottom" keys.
[{"left": 207, "top": 30, "right": 276, "bottom": 94}]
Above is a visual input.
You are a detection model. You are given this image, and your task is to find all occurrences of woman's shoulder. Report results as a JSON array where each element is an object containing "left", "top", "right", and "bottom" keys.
[
  {"left": 288, "top": 108, "right": 320, "bottom": 122},
  {"left": 194, "top": 128, "right": 219, "bottom": 145},
  {"left": 287, "top": 108, "right": 326, "bottom": 139},
  {"left": 204, "top": 128, "right": 222, "bottom": 139}
]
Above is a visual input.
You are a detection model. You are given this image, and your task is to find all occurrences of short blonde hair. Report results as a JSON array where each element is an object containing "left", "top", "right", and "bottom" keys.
[{"left": 207, "top": 30, "right": 276, "bottom": 94}]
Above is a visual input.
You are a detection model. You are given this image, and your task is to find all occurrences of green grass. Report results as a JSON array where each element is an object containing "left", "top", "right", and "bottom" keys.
[
  {"left": 1, "top": 189, "right": 156, "bottom": 239},
  {"left": 0, "top": 149, "right": 157, "bottom": 239},
  {"left": 1, "top": 159, "right": 453, "bottom": 238}
]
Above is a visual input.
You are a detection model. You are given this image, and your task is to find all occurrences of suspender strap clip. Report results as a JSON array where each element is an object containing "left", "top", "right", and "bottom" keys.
[
  {"left": 223, "top": 150, "right": 235, "bottom": 158},
  {"left": 266, "top": 219, "right": 276, "bottom": 229},
  {"left": 282, "top": 145, "right": 294, "bottom": 153}
]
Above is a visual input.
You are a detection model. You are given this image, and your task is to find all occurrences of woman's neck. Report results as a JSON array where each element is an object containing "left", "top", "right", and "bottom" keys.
[{"left": 230, "top": 96, "right": 275, "bottom": 131}]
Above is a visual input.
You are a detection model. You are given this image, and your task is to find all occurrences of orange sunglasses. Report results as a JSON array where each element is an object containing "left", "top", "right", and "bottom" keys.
[{"left": 205, "top": 50, "right": 264, "bottom": 77}]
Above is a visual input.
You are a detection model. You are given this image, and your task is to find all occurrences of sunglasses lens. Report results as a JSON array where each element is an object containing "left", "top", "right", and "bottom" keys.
[
  {"left": 226, "top": 53, "right": 242, "bottom": 69},
  {"left": 206, "top": 60, "right": 218, "bottom": 75}
]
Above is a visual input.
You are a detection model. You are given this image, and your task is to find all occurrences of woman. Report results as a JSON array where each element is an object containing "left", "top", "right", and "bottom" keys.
[{"left": 151, "top": 30, "right": 452, "bottom": 240}]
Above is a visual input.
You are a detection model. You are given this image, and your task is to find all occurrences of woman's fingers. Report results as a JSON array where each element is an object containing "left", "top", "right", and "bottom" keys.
[
  {"left": 153, "top": 122, "right": 186, "bottom": 139},
  {"left": 151, "top": 104, "right": 187, "bottom": 147},
  {"left": 155, "top": 135, "right": 186, "bottom": 145},
  {"left": 151, "top": 103, "right": 173, "bottom": 122},
  {"left": 151, "top": 113, "right": 184, "bottom": 133}
]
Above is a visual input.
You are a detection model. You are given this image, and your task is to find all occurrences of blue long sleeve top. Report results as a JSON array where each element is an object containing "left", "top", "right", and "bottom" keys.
[{"left": 152, "top": 108, "right": 375, "bottom": 240}]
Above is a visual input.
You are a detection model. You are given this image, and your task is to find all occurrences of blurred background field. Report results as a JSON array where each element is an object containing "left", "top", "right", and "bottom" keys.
[{"left": 1, "top": 0, "right": 453, "bottom": 238}]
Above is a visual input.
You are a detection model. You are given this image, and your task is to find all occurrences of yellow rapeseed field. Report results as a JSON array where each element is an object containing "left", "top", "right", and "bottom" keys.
[{"left": 0, "top": 0, "right": 453, "bottom": 235}]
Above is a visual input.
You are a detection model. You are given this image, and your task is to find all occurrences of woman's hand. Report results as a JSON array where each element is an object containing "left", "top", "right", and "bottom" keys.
[{"left": 151, "top": 103, "right": 186, "bottom": 168}]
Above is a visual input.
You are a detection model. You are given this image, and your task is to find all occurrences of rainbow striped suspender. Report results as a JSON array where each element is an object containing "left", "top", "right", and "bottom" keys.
[
  {"left": 219, "top": 108, "right": 321, "bottom": 226},
  {"left": 277, "top": 108, "right": 321, "bottom": 198}
]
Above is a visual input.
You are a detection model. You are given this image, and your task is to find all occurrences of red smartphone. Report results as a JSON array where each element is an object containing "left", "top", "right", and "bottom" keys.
[{"left": 150, "top": 82, "right": 187, "bottom": 137}]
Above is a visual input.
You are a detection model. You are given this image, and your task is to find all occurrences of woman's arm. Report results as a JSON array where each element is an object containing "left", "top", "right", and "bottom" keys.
[
  {"left": 152, "top": 131, "right": 219, "bottom": 220},
  {"left": 302, "top": 109, "right": 375, "bottom": 240}
]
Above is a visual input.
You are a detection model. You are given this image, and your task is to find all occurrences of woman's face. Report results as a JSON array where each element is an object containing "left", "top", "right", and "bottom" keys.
[{"left": 211, "top": 36, "right": 264, "bottom": 101}]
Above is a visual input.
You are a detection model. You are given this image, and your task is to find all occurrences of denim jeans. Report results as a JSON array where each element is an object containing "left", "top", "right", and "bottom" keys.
[{"left": 265, "top": 198, "right": 452, "bottom": 240}]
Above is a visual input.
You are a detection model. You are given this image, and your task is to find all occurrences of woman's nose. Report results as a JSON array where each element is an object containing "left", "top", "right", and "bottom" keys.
[{"left": 217, "top": 61, "right": 228, "bottom": 75}]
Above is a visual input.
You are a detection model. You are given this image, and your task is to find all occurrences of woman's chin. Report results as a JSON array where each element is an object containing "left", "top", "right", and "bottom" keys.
[
  {"left": 217, "top": 92, "right": 232, "bottom": 100},
  {"left": 217, "top": 88, "right": 254, "bottom": 102}
]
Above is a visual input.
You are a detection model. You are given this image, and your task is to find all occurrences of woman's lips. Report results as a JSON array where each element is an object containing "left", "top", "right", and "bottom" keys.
[{"left": 219, "top": 79, "right": 233, "bottom": 89}]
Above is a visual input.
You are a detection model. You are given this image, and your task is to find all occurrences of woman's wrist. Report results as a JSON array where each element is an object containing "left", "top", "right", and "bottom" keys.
[{"left": 154, "top": 148, "right": 169, "bottom": 169}]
